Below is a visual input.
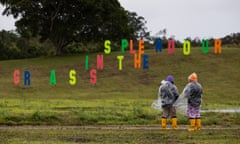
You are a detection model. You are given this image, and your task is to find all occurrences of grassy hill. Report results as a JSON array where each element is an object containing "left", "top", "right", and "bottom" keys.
[{"left": 0, "top": 47, "right": 239, "bottom": 125}]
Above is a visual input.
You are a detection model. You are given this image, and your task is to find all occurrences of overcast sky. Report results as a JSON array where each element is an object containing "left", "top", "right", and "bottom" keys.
[
  {"left": 119, "top": 0, "right": 240, "bottom": 41},
  {"left": 1, "top": 0, "right": 240, "bottom": 41}
]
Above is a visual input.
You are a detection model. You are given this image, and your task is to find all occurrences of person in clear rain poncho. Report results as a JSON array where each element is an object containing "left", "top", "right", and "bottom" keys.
[
  {"left": 157, "top": 75, "right": 179, "bottom": 130},
  {"left": 173, "top": 72, "right": 203, "bottom": 131}
]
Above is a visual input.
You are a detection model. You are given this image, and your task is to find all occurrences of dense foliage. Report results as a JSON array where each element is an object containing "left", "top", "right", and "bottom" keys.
[
  {"left": 0, "top": 1, "right": 239, "bottom": 60},
  {"left": 0, "top": 0, "right": 149, "bottom": 56}
]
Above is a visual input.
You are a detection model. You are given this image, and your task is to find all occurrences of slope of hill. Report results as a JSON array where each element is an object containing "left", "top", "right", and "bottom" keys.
[{"left": 0, "top": 47, "right": 239, "bottom": 125}]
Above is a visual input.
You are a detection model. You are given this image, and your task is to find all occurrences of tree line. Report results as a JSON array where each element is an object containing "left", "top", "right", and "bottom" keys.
[{"left": 0, "top": 0, "right": 239, "bottom": 60}]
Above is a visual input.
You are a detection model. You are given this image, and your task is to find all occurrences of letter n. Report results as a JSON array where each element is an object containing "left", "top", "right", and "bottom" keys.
[
  {"left": 97, "top": 54, "right": 104, "bottom": 70},
  {"left": 155, "top": 39, "right": 162, "bottom": 52}
]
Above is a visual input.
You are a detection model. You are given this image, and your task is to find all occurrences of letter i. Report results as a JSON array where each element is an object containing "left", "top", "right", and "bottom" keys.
[{"left": 85, "top": 55, "right": 89, "bottom": 71}]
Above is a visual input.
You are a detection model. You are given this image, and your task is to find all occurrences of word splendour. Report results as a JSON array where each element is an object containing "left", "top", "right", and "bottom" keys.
[{"left": 13, "top": 38, "right": 222, "bottom": 86}]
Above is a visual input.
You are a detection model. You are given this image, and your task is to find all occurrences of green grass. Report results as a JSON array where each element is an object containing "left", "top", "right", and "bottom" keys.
[
  {"left": 0, "top": 128, "right": 239, "bottom": 144},
  {"left": 0, "top": 47, "right": 239, "bottom": 125}
]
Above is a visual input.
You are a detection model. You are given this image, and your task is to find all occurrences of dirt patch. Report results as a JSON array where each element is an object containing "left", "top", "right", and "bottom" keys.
[
  {"left": 68, "top": 137, "right": 91, "bottom": 143},
  {"left": 0, "top": 125, "right": 239, "bottom": 130}
]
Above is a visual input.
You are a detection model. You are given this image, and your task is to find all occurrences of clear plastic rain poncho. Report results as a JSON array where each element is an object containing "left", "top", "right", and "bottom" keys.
[{"left": 151, "top": 80, "right": 188, "bottom": 116}]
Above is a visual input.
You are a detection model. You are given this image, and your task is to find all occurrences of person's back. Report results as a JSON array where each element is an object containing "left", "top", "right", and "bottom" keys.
[
  {"left": 160, "top": 81, "right": 178, "bottom": 108},
  {"left": 178, "top": 72, "right": 203, "bottom": 131},
  {"left": 159, "top": 75, "right": 179, "bottom": 130},
  {"left": 186, "top": 82, "right": 202, "bottom": 107}
]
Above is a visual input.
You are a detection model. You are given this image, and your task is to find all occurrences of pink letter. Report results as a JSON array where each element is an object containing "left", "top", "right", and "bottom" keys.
[
  {"left": 130, "top": 40, "right": 136, "bottom": 54},
  {"left": 97, "top": 54, "right": 104, "bottom": 70},
  {"left": 13, "top": 69, "right": 20, "bottom": 85},
  {"left": 168, "top": 39, "right": 175, "bottom": 54},
  {"left": 90, "top": 69, "right": 97, "bottom": 85}
]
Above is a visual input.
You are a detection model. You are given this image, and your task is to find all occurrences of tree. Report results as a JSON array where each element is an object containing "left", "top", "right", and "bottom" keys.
[
  {"left": 127, "top": 11, "right": 150, "bottom": 41},
  {"left": 1, "top": 0, "right": 134, "bottom": 55}
]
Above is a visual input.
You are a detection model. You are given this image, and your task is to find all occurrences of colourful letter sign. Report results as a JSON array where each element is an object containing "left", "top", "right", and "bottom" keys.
[
  {"left": 155, "top": 39, "right": 162, "bottom": 52},
  {"left": 49, "top": 70, "right": 57, "bottom": 86},
  {"left": 90, "top": 69, "right": 97, "bottom": 85},
  {"left": 69, "top": 69, "right": 76, "bottom": 86},
  {"left": 97, "top": 54, "right": 104, "bottom": 70},
  {"left": 201, "top": 39, "right": 209, "bottom": 53},
  {"left": 214, "top": 39, "right": 222, "bottom": 54},
  {"left": 121, "top": 39, "right": 128, "bottom": 54},
  {"left": 117, "top": 56, "right": 124, "bottom": 71},
  {"left": 129, "top": 40, "right": 136, "bottom": 54},
  {"left": 104, "top": 40, "right": 111, "bottom": 54},
  {"left": 13, "top": 69, "right": 20, "bottom": 85},
  {"left": 85, "top": 55, "right": 89, "bottom": 71},
  {"left": 143, "top": 54, "right": 149, "bottom": 70},
  {"left": 24, "top": 70, "right": 31, "bottom": 86},
  {"left": 168, "top": 39, "right": 175, "bottom": 55},
  {"left": 183, "top": 40, "right": 191, "bottom": 55}
]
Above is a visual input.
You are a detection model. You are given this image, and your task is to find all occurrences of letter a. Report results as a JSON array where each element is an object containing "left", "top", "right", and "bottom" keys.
[{"left": 50, "top": 70, "right": 57, "bottom": 86}]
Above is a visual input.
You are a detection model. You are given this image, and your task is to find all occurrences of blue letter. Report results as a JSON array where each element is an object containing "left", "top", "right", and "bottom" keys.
[
  {"left": 24, "top": 70, "right": 31, "bottom": 86},
  {"left": 155, "top": 39, "right": 162, "bottom": 52},
  {"left": 143, "top": 54, "right": 149, "bottom": 70}
]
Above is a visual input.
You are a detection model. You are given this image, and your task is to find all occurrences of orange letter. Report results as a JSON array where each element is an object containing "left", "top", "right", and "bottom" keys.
[
  {"left": 134, "top": 53, "right": 141, "bottom": 69},
  {"left": 138, "top": 40, "right": 144, "bottom": 56},
  {"left": 214, "top": 39, "right": 222, "bottom": 54}
]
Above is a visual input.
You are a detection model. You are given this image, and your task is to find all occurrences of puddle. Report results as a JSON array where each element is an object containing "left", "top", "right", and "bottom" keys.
[{"left": 201, "top": 109, "right": 240, "bottom": 113}]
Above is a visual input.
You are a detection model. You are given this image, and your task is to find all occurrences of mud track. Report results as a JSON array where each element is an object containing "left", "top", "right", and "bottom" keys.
[{"left": 0, "top": 125, "right": 239, "bottom": 130}]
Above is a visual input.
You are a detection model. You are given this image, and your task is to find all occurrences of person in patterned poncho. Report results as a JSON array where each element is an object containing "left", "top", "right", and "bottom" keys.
[{"left": 174, "top": 72, "right": 203, "bottom": 131}]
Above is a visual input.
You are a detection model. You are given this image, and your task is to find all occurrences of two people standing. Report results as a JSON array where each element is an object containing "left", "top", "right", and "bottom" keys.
[{"left": 158, "top": 72, "right": 202, "bottom": 131}]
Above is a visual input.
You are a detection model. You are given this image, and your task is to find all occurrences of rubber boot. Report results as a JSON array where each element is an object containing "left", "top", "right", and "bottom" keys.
[
  {"left": 171, "top": 118, "right": 177, "bottom": 130},
  {"left": 196, "top": 118, "right": 201, "bottom": 131},
  {"left": 161, "top": 118, "right": 168, "bottom": 130},
  {"left": 188, "top": 119, "right": 195, "bottom": 132}
]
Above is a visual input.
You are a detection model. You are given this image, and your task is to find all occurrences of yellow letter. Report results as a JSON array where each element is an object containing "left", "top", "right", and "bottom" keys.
[
  {"left": 104, "top": 40, "right": 111, "bottom": 54},
  {"left": 117, "top": 56, "right": 124, "bottom": 71},
  {"left": 183, "top": 40, "right": 191, "bottom": 55},
  {"left": 69, "top": 69, "right": 76, "bottom": 85}
]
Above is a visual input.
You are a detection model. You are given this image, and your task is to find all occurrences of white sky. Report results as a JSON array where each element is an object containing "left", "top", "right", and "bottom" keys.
[
  {"left": 119, "top": 0, "right": 240, "bottom": 41},
  {"left": 0, "top": 5, "right": 16, "bottom": 31},
  {"left": 1, "top": 0, "right": 240, "bottom": 41}
]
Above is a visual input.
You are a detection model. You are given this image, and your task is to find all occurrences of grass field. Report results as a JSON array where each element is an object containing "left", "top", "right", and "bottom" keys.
[
  {"left": 0, "top": 47, "right": 239, "bottom": 126},
  {"left": 0, "top": 127, "right": 239, "bottom": 144}
]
